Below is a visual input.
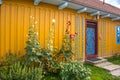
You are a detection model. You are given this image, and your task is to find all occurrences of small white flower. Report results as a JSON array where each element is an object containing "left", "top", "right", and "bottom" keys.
[
  {"left": 32, "top": 16, "right": 35, "bottom": 20},
  {"left": 52, "top": 19, "right": 55, "bottom": 23},
  {"left": 36, "top": 32, "right": 38, "bottom": 35},
  {"left": 30, "top": 16, "right": 33, "bottom": 19},
  {"left": 35, "top": 21, "right": 38, "bottom": 24},
  {"left": 32, "top": 25, "right": 35, "bottom": 28}
]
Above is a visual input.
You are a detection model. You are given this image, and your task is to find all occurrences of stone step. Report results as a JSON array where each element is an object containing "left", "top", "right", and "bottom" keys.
[
  {"left": 86, "top": 58, "right": 107, "bottom": 65},
  {"left": 111, "top": 69, "right": 120, "bottom": 77},
  {"left": 95, "top": 62, "right": 112, "bottom": 67},
  {"left": 102, "top": 64, "right": 120, "bottom": 71}
]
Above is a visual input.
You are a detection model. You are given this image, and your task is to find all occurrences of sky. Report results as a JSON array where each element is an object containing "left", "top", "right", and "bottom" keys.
[{"left": 100, "top": 0, "right": 120, "bottom": 8}]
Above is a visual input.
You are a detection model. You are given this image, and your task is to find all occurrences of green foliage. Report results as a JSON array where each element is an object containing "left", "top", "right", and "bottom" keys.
[
  {"left": 59, "top": 23, "right": 73, "bottom": 62},
  {"left": 59, "top": 33, "right": 72, "bottom": 61},
  {"left": 60, "top": 61, "right": 91, "bottom": 80},
  {"left": 40, "top": 48, "right": 61, "bottom": 75},
  {"left": 0, "top": 62, "right": 43, "bottom": 80},
  {"left": 47, "top": 20, "right": 55, "bottom": 52},
  {"left": 24, "top": 25, "right": 42, "bottom": 66},
  {"left": 40, "top": 19, "right": 61, "bottom": 75},
  {"left": 108, "top": 53, "right": 120, "bottom": 65},
  {"left": 0, "top": 53, "right": 20, "bottom": 66}
]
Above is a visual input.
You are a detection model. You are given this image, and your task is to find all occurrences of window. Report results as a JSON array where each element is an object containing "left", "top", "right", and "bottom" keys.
[{"left": 116, "top": 26, "right": 120, "bottom": 44}]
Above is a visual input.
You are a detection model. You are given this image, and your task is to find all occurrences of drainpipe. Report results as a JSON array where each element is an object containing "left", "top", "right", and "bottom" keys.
[{"left": 82, "top": 17, "right": 85, "bottom": 62}]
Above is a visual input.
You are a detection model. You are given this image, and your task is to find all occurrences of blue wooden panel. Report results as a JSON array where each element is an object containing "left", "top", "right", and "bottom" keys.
[
  {"left": 86, "top": 27, "right": 95, "bottom": 55},
  {"left": 116, "top": 26, "right": 120, "bottom": 44}
]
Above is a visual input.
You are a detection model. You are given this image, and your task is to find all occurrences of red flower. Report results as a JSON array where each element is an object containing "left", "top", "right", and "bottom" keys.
[
  {"left": 70, "top": 34, "right": 75, "bottom": 39},
  {"left": 67, "top": 21, "right": 71, "bottom": 26}
]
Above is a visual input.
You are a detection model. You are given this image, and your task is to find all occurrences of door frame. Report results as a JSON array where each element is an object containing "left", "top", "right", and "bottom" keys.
[{"left": 85, "top": 19, "right": 98, "bottom": 59}]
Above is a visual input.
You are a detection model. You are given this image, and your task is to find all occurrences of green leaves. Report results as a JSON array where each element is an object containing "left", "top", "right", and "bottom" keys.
[
  {"left": 60, "top": 61, "right": 91, "bottom": 80},
  {"left": 0, "top": 62, "right": 43, "bottom": 80},
  {"left": 24, "top": 26, "right": 42, "bottom": 67}
]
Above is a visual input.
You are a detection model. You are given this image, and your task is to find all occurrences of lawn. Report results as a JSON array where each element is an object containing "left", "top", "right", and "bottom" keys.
[
  {"left": 107, "top": 54, "right": 120, "bottom": 65},
  {"left": 85, "top": 64, "right": 120, "bottom": 80}
]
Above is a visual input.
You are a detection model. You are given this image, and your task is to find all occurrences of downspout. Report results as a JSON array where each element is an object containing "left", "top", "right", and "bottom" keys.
[{"left": 82, "top": 17, "right": 85, "bottom": 62}]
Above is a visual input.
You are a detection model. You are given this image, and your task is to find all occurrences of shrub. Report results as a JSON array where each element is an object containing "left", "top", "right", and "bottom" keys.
[
  {"left": 60, "top": 61, "right": 91, "bottom": 80},
  {"left": 0, "top": 53, "right": 20, "bottom": 66},
  {"left": 0, "top": 62, "right": 43, "bottom": 80}
]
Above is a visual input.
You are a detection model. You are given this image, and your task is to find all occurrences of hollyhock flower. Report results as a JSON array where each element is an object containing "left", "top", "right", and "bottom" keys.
[
  {"left": 35, "top": 21, "right": 38, "bottom": 24},
  {"left": 75, "top": 32, "right": 78, "bottom": 35},
  {"left": 52, "top": 19, "right": 55, "bottom": 23},
  {"left": 67, "top": 21, "right": 71, "bottom": 26},
  {"left": 70, "top": 34, "right": 75, "bottom": 39},
  {"left": 66, "top": 29, "right": 69, "bottom": 34}
]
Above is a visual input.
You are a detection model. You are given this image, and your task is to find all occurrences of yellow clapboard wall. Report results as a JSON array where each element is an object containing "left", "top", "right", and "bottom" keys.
[{"left": 0, "top": 0, "right": 120, "bottom": 60}]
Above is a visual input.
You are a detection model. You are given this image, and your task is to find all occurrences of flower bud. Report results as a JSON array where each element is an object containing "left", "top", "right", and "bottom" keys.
[{"left": 52, "top": 19, "right": 55, "bottom": 23}]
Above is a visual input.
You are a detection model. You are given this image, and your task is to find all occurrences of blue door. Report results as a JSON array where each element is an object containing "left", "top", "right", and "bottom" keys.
[
  {"left": 86, "top": 21, "right": 97, "bottom": 59},
  {"left": 86, "top": 28, "right": 95, "bottom": 55}
]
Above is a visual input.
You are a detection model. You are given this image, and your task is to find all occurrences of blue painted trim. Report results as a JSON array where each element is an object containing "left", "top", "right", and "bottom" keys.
[{"left": 116, "top": 26, "right": 120, "bottom": 44}]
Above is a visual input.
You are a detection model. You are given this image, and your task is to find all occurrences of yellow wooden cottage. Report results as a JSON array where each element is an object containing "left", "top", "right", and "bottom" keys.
[{"left": 0, "top": 0, "right": 120, "bottom": 61}]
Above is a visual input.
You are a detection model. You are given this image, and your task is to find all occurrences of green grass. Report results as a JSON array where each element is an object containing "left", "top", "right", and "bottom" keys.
[
  {"left": 85, "top": 64, "right": 120, "bottom": 80},
  {"left": 107, "top": 55, "right": 120, "bottom": 65}
]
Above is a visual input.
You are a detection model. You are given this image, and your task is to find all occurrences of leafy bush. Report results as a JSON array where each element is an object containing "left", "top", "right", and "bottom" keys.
[
  {"left": 60, "top": 61, "right": 91, "bottom": 80},
  {"left": 0, "top": 62, "right": 43, "bottom": 80},
  {"left": 0, "top": 53, "right": 20, "bottom": 66},
  {"left": 40, "top": 48, "right": 61, "bottom": 76}
]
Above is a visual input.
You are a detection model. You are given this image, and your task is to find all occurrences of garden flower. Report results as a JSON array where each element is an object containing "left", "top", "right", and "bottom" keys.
[
  {"left": 67, "top": 21, "right": 71, "bottom": 26},
  {"left": 32, "top": 24, "right": 35, "bottom": 28},
  {"left": 75, "top": 32, "right": 78, "bottom": 35},
  {"left": 52, "top": 19, "right": 55, "bottom": 23},
  {"left": 70, "top": 34, "right": 75, "bottom": 39},
  {"left": 30, "top": 16, "right": 33, "bottom": 19},
  {"left": 35, "top": 21, "right": 38, "bottom": 24}
]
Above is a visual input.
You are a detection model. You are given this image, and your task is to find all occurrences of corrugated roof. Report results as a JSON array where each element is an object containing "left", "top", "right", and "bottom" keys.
[{"left": 69, "top": 0, "right": 120, "bottom": 16}]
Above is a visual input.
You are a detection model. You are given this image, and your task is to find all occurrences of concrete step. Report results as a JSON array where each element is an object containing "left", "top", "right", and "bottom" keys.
[
  {"left": 87, "top": 58, "right": 120, "bottom": 77},
  {"left": 111, "top": 69, "right": 120, "bottom": 77},
  {"left": 86, "top": 58, "right": 107, "bottom": 65},
  {"left": 95, "top": 62, "right": 112, "bottom": 67},
  {"left": 102, "top": 64, "right": 120, "bottom": 72}
]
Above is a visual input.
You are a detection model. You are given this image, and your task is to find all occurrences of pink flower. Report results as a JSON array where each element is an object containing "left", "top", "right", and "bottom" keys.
[{"left": 70, "top": 34, "right": 75, "bottom": 39}]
